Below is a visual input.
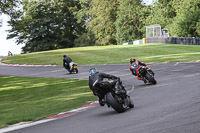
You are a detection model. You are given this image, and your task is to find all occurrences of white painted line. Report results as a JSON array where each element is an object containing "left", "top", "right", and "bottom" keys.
[
  {"left": 174, "top": 62, "right": 179, "bottom": 66},
  {"left": 0, "top": 102, "right": 99, "bottom": 133},
  {"left": 0, "top": 58, "right": 57, "bottom": 67},
  {"left": 0, "top": 119, "right": 52, "bottom": 133},
  {"left": 50, "top": 69, "right": 65, "bottom": 73}
]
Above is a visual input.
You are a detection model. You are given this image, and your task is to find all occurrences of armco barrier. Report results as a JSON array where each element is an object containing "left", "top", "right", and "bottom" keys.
[
  {"left": 145, "top": 37, "right": 200, "bottom": 45},
  {"left": 122, "top": 39, "right": 144, "bottom": 45}
]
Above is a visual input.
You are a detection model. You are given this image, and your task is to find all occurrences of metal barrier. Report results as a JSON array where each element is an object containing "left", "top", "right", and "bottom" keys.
[{"left": 145, "top": 37, "right": 200, "bottom": 45}]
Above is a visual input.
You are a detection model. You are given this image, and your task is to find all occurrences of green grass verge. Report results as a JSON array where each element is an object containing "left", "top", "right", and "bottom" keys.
[
  {"left": 2, "top": 44, "right": 200, "bottom": 65},
  {"left": 0, "top": 76, "right": 96, "bottom": 128}
]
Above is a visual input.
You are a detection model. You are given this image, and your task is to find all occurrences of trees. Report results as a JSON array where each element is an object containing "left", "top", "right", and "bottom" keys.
[
  {"left": 0, "top": 0, "right": 20, "bottom": 27},
  {"left": 73, "top": 0, "right": 96, "bottom": 47},
  {"left": 169, "top": 0, "right": 200, "bottom": 37},
  {"left": 7, "top": 0, "right": 83, "bottom": 53},
  {"left": 0, "top": 0, "right": 20, "bottom": 14},
  {"left": 86, "top": 0, "right": 119, "bottom": 45},
  {"left": 145, "top": 0, "right": 200, "bottom": 38},
  {"left": 115, "top": 0, "right": 146, "bottom": 45},
  {"left": 2, "top": 0, "right": 200, "bottom": 53},
  {"left": 145, "top": 0, "right": 176, "bottom": 33}
]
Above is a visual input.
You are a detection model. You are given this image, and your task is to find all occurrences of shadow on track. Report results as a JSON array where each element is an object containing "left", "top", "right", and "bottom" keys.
[{"left": 94, "top": 106, "right": 134, "bottom": 117}]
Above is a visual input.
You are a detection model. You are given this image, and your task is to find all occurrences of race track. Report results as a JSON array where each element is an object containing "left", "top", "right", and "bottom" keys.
[{"left": 0, "top": 62, "right": 200, "bottom": 133}]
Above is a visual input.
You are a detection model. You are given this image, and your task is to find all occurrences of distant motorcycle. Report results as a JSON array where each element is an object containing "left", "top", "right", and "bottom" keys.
[
  {"left": 64, "top": 62, "right": 78, "bottom": 74},
  {"left": 96, "top": 79, "right": 134, "bottom": 113},
  {"left": 133, "top": 63, "right": 156, "bottom": 84}
]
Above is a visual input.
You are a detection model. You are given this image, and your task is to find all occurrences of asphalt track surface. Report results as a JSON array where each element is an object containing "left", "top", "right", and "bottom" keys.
[{"left": 1, "top": 62, "right": 200, "bottom": 133}]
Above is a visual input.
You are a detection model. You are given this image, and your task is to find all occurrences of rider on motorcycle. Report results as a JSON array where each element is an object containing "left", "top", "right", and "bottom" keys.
[
  {"left": 89, "top": 68, "right": 125, "bottom": 106},
  {"left": 63, "top": 55, "right": 73, "bottom": 71},
  {"left": 129, "top": 57, "right": 148, "bottom": 82}
]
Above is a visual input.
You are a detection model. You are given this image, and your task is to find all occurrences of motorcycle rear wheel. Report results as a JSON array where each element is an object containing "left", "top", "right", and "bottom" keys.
[{"left": 106, "top": 92, "right": 126, "bottom": 113}]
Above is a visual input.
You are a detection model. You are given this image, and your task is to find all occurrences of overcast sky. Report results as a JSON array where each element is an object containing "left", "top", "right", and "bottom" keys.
[
  {"left": 0, "top": 0, "right": 153, "bottom": 56},
  {"left": 0, "top": 14, "right": 25, "bottom": 56}
]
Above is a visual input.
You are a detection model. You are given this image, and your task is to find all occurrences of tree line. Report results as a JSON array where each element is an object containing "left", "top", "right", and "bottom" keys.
[{"left": 0, "top": 0, "right": 200, "bottom": 53}]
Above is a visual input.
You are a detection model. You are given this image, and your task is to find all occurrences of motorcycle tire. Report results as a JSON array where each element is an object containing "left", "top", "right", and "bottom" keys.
[
  {"left": 75, "top": 69, "right": 78, "bottom": 73},
  {"left": 106, "top": 92, "right": 126, "bottom": 113},
  {"left": 152, "top": 79, "right": 157, "bottom": 84},
  {"left": 145, "top": 73, "right": 157, "bottom": 84}
]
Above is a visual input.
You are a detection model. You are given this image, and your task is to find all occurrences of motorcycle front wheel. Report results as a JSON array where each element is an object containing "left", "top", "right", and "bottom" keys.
[
  {"left": 145, "top": 73, "right": 157, "bottom": 84},
  {"left": 75, "top": 68, "right": 78, "bottom": 73}
]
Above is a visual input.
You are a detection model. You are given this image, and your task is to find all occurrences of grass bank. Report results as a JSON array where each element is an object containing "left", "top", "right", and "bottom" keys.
[
  {"left": 0, "top": 76, "right": 96, "bottom": 128},
  {"left": 2, "top": 44, "right": 200, "bottom": 65}
]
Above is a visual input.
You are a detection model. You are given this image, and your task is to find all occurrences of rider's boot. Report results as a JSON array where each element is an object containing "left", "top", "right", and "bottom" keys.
[
  {"left": 98, "top": 98, "right": 105, "bottom": 106},
  {"left": 99, "top": 99, "right": 105, "bottom": 106}
]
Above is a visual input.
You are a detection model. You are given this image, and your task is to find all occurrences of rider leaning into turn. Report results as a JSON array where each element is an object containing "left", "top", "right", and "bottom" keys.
[
  {"left": 88, "top": 68, "right": 125, "bottom": 106},
  {"left": 63, "top": 55, "right": 73, "bottom": 70},
  {"left": 129, "top": 57, "right": 148, "bottom": 82}
]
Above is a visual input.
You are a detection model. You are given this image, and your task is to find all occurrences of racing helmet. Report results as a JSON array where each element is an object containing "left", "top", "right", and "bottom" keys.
[
  {"left": 130, "top": 58, "right": 136, "bottom": 64},
  {"left": 63, "top": 55, "right": 67, "bottom": 58},
  {"left": 89, "top": 68, "right": 98, "bottom": 75}
]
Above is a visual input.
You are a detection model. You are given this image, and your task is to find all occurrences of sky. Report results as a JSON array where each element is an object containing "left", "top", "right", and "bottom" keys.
[
  {"left": 0, "top": 14, "right": 25, "bottom": 56},
  {"left": 0, "top": 0, "right": 153, "bottom": 57},
  {"left": 144, "top": 0, "right": 153, "bottom": 5}
]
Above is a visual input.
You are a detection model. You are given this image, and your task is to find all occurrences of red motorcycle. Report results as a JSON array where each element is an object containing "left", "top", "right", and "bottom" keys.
[{"left": 131, "top": 63, "right": 157, "bottom": 84}]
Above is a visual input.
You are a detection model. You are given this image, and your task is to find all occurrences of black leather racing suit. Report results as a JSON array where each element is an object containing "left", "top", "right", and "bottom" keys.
[
  {"left": 89, "top": 72, "right": 118, "bottom": 100},
  {"left": 63, "top": 56, "right": 72, "bottom": 70}
]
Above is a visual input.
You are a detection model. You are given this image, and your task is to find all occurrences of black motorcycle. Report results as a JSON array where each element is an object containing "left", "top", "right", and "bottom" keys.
[
  {"left": 64, "top": 62, "right": 78, "bottom": 74},
  {"left": 96, "top": 79, "right": 134, "bottom": 113}
]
